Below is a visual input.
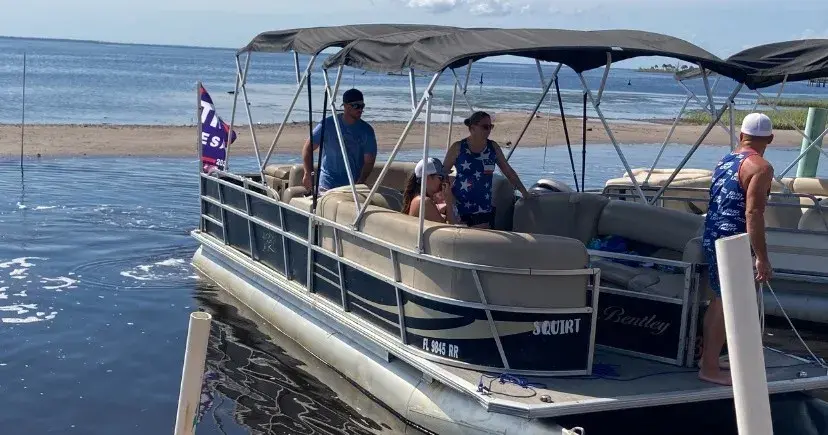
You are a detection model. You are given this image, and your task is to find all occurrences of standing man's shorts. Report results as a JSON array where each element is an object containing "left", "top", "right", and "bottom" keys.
[{"left": 704, "top": 247, "right": 721, "bottom": 297}]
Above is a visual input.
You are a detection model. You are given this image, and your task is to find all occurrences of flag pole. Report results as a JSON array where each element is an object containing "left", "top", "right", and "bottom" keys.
[
  {"left": 196, "top": 82, "right": 204, "bottom": 230},
  {"left": 20, "top": 52, "right": 26, "bottom": 182}
]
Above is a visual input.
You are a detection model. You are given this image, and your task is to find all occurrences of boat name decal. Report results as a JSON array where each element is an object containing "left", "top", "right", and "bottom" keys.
[
  {"left": 602, "top": 306, "right": 671, "bottom": 336},
  {"left": 532, "top": 319, "right": 582, "bottom": 336}
]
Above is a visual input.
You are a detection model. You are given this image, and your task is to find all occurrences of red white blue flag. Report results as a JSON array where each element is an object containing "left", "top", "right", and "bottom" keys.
[{"left": 199, "top": 84, "right": 237, "bottom": 173}]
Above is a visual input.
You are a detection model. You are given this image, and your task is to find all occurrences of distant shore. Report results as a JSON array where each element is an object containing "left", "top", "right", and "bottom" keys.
[{"left": 0, "top": 112, "right": 806, "bottom": 158}]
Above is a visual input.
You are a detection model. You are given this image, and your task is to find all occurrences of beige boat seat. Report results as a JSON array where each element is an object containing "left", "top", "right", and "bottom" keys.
[
  {"left": 491, "top": 174, "right": 516, "bottom": 230},
  {"left": 282, "top": 186, "right": 309, "bottom": 204},
  {"left": 766, "top": 193, "right": 804, "bottom": 230},
  {"left": 798, "top": 198, "right": 828, "bottom": 232},
  {"left": 513, "top": 192, "right": 706, "bottom": 299},
  {"left": 596, "top": 200, "right": 704, "bottom": 259},
  {"left": 590, "top": 259, "right": 688, "bottom": 299},
  {"left": 791, "top": 177, "right": 828, "bottom": 197},
  {"left": 284, "top": 161, "right": 417, "bottom": 193},
  {"left": 315, "top": 192, "right": 590, "bottom": 309},
  {"left": 512, "top": 193, "right": 610, "bottom": 244},
  {"left": 263, "top": 164, "right": 292, "bottom": 189},
  {"left": 365, "top": 161, "right": 417, "bottom": 192}
]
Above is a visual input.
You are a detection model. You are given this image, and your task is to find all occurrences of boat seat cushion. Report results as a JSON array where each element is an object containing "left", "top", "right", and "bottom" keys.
[
  {"left": 512, "top": 192, "right": 609, "bottom": 244},
  {"left": 766, "top": 193, "right": 804, "bottom": 230},
  {"left": 791, "top": 177, "right": 828, "bottom": 197},
  {"left": 591, "top": 259, "right": 685, "bottom": 299},
  {"left": 285, "top": 161, "right": 416, "bottom": 193},
  {"left": 798, "top": 198, "right": 828, "bottom": 232},
  {"left": 288, "top": 195, "right": 313, "bottom": 212},
  {"left": 365, "top": 161, "right": 417, "bottom": 192},
  {"left": 282, "top": 186, "right": 309, "bottom": 204},
  {"left": 491, "top": 174, "right": 515, "bottom": 231},
  {"left": 263, "top": 164, "right": 293, "bottom": 179},
  {"left": 596, "top": 200, "right": 704, "bottom": 253}
]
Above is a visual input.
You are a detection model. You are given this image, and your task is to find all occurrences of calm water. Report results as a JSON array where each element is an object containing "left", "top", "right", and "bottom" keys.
[
  {"left": 2, "top": 37, "right": 828, "bottom": 126},
  {"left": 1, "top": 144, "right": 827, "bottom": 435}
]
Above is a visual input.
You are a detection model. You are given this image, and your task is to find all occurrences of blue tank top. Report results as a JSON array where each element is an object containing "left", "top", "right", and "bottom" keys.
[
  {"left": 702, "top": 150, "right": 758, "bottom": 251},
  {"left": 452, "top": 138, "right": 495, "bottom": 216}
]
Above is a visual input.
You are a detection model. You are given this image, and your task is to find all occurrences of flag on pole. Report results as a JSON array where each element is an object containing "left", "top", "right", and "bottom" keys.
[{"left": 199, "top": 85, "right": 237, "bottom": 173}]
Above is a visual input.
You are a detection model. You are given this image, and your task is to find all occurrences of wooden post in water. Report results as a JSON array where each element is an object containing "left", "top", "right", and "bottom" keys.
[
  {"left": 715, "top": 234, "right": 773, "bottom": 435},
  {"left": 174, "top": 311, "right": 212, "bottom": 435},
  {"left": 796, "top": 107, "right": 828, "bottom": 177}
]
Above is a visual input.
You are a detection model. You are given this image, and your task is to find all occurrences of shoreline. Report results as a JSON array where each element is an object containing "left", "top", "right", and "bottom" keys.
[{"left": 0, "top": 112, "right": 807, "bottom": 158}]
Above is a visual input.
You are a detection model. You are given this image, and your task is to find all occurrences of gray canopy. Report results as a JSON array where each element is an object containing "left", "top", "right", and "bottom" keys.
[
  {"left": 726, "top": 39, "right": 828, "bottom": 89},
  {"left": 321, "top": 28, "right": 749, "bottom": 81},
  {"left": 238, "top": 24, "right": 461, "bottom": 55}
]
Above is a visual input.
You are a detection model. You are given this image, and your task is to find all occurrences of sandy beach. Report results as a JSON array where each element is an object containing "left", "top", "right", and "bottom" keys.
[{"left": 0, "top": 112, "right": 806, "bottom": 158}]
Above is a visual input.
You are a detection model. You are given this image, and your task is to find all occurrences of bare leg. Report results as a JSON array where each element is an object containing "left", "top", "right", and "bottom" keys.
[{"left": 698, "top": 297, "right": 732, "bottom": 385}]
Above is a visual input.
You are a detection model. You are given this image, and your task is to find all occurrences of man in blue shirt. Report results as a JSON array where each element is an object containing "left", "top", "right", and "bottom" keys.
[{"left": 302, "top": 88, "right": 378, "bottom": 193}]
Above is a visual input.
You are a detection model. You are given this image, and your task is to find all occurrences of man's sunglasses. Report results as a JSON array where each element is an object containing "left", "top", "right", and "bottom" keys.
[{"left": 348, "top": 103, "right": 366, "bottom": 110}]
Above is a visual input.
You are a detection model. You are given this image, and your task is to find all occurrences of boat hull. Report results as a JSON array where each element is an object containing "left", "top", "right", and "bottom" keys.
[{"left": 192, "top": 239, "right": 568, "bottom": 434}]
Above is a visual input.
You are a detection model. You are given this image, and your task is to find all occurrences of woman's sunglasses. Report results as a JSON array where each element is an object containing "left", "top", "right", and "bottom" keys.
[{"left": 476, "top": 123, "right": 494, "bottom": 131}]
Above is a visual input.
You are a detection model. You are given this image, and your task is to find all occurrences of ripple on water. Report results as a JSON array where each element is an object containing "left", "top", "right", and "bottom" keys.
[
  {"left": 0, "top": 257, "right": 65, "bottom": 324},
  {"left": 72, "top": 246, "right": 197, "bottom": 291}
]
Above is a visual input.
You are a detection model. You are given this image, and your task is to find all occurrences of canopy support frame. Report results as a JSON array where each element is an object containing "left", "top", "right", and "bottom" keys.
[
  {"left": 505, "top": 63, "right": 562, "bottom": 161},
  {"left": 235, "top": 53, "right": 267, "bottom": 182},
  {"left": 352, "top": 72, "right": 444, "bottom": 228},
  {"left": 260, "top": 53, "right": 318, "bottom": 171},
  {"left": 648, "top": 83, "right": 745, "bottom": 205},
  {"left": 320, "top": 67, "right": 363, "bottom": 213},
  {"left": 576, "top": 56, "right": 648, "bottom": 202},
  {"left": 416, "top": 90, "right": 433, "bottom": 253}
]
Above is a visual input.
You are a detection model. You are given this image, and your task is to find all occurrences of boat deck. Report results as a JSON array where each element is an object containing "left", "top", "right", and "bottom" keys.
[{"left": 432, "top": 348, "right": 828, "bottom": 418}]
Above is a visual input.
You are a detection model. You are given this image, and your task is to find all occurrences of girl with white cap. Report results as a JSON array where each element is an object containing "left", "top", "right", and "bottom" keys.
[{"left": 402, "top": 157, "right": 459, "bottom": 224}]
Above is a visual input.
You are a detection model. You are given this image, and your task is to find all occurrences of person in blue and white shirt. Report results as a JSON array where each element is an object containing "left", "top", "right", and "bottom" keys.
[
  {"left": 698, "top": 112, "right": 775, "bottom": 385},
  {"left": 442, "top": 111, "right": 530, "bottom": 228},
  {"left": 301, "top": 88, "right": 377, "bottom": 193}
]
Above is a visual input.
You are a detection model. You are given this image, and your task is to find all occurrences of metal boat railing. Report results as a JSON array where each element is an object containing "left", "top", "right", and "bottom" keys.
[{"left": 198, "top": 171, "right": 602, "bottom": 376}]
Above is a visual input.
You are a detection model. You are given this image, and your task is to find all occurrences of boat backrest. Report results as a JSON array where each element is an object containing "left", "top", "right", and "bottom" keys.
[
  {"left": 316, "top": 194, "right": 589, "bottom": 309},
  {"left": 791, "top": 177, "right": 828, "bottom": 197},
  {"left": 596, "top": 200, "right": 705, "bottom": 261},
  {"left": 365, "top": 162, "right": 418, "bottom": 192},
  {"left": 491, "top": 174, "right": 516, "bottom": 230},
  {"left": 263, "top": 164, "right": 294, "bottom": 195},
  {"left": 512, "top": 193, "right": 609, "bottom": 244},
  {"left": 798, "top": 198, "right": 828, "bottom": 232},
  {"left": 282, "top": 161, "right": 417, "bottom": 194},
  {"left": 513, "top": 192, "right": 705, "bottom": 262},
  {"left": 766, "top": 193, "right": 805, "bottom": 230}
]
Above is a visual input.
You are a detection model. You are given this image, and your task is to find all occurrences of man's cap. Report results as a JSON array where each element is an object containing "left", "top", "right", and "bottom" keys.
[
  {"left": 342, "top": 88, "right": 364, "bottom": 105},
  {"left": 741, "top": 112, "right": 773, "bottom": 137},
  {"left": 414, "top": 157, "right": 444, "bottom": 180}
]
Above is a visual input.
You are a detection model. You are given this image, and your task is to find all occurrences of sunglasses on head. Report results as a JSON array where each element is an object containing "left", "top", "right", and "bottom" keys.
[{"left": 348, "top": 102, "right": 365, "bottom": 110}]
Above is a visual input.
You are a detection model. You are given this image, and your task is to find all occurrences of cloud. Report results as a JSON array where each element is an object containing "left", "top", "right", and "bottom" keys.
[
  {"left": 469, "top": 0, "right": 512, "bottom": 15},
  {"left": 406, "top": 0, "right": 458, "bottom": 13},
  {"left": 797, "top": 28, "right": 828, "bottom": 40},
  {"left": 519, "top": 4, "right": 530, "bottom": 13},
  {"left": 405, "top": 0, "right": 518, "bottom": 15}
]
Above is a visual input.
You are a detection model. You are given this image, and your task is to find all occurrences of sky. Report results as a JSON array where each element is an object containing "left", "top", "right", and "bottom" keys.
[{"left": 1, "top": 0, "right": 827, "bottom": 67}]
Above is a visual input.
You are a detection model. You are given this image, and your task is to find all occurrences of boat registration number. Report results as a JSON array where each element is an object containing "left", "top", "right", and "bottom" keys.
[{"left": 422, "top": 338, "right": 459, "bottom": 359}]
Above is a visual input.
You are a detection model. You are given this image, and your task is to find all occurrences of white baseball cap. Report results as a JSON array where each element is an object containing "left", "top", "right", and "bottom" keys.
[
  {"left": 740, "top": 112, "right": 773, "bottom": 137},
  {"left": 414, "top": 157, "right": 444, "bottom": 180}
]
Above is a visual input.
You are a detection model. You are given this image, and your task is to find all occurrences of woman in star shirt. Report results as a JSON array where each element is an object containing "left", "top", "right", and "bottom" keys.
[{"left": 443, "top": 111, "right": 530, "bottom": 228}]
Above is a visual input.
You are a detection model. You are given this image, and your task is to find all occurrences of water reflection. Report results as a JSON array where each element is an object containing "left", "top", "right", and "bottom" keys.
[{"left": 192, "top": 283, "right": 403, "bottom": 435}]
